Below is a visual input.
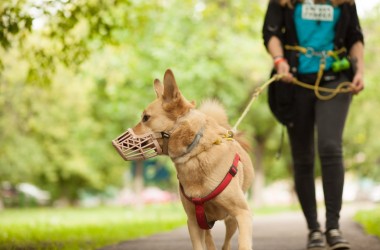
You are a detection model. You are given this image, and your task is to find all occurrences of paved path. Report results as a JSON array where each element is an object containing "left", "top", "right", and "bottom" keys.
[{"left": 101, "top": 204, "right": 380, "bottom": 250}]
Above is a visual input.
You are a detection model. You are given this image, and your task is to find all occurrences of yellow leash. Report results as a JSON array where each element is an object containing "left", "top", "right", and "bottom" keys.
[
  {"left": 285, "top": 45, "right": 353, "bottom": 100},
  {"left": 292, "top": 63, "right": 353, "bottom": 101},
  {"left": 232, "top": 70, "right": 353, "bottom": 131},
  {"left": 229, "top": 46, "right": 354, "bottom": 154},
  {"left": 284, "top": 45, "right": 347, "bottom": 57},
  {"left": 232, "top": 75, "right": 282, "bottom": 131}
]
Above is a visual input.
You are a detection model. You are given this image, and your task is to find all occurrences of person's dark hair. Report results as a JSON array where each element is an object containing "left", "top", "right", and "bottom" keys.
[{"left": 279, "top": 0, "right": 355, "bottom": 8}]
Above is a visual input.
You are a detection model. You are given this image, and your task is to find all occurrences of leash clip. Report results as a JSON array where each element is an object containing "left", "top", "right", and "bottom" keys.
[
  {"left": 226, "top": 130, "right": 234, "bottom": 138},
  {"left": 320, "top": 51, "right": 328, "bottom": 64}
]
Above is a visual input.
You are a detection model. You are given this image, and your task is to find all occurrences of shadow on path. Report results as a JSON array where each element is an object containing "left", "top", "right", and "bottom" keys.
[{"left": 101, "top": 203, "right": 380, "bottom": 250}]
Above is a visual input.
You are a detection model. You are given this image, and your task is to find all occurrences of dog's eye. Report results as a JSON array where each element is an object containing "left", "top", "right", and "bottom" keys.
[{"left": 142, "top": 114, "right": 150, "bottom": 123}]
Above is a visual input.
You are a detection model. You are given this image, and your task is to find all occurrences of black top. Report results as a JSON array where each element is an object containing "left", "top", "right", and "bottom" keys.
[{"left": 262, "top": 0, "right": 364, "bottom": 74}]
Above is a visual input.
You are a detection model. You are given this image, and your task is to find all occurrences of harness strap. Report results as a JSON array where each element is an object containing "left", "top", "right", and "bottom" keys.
[
  {"left": 284, "top": 45, "right": 346, "bottom": 57},
  {"left": 180, "top": 153, "right": 240, "bottom": 230}
]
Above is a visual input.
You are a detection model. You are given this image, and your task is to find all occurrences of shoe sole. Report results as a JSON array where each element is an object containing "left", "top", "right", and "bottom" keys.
[{"left": 328, "top": 242, "right": 350, "bottom": 250}]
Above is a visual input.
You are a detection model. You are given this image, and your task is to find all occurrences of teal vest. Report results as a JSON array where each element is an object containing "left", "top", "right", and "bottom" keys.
[{"left": 294, "top": 2, "right": 341, "bottom": 74}]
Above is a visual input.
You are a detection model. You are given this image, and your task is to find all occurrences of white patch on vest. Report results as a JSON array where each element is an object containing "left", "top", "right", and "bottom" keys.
[{"left": 302, "top": 4, "right": 334, "bottom": 21}]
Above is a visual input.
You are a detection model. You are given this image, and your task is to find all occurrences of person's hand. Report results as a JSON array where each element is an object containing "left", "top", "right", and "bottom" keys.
[
  {"left": 274, "top": 57, "right": 293, "bottom": 82},
  {"left": 350, "top": 72, "right": 364, "bottom": 94}
]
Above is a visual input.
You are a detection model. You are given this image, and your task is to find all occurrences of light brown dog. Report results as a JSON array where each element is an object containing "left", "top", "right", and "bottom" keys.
[{"left": 114, "top": 69, "right": 254, "bottom": 250}]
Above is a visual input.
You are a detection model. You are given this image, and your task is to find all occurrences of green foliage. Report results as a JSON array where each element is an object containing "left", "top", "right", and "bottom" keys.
[
  {"left": 343, "top": 10, "right": 380, "bottom": 180},
  {"left": 0, "top": 0, "right": 33, "bottom": 49},
  {"left": 354, "top": 206, "right": 380, "bottom": 237},
  {"left": 0, "top": 204, "right": 187, "bottom": 249}
]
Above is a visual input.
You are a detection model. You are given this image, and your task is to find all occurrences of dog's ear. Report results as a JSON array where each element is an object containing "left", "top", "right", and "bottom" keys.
[
  {"left": 161, "top": 69, "right": 193, "bottom": 118},
  {"left": 163, "top": 69, "right": 180, "bottom": 103},
  {"left": 154, "top": 79, "right": 163, "bottom": 98}
]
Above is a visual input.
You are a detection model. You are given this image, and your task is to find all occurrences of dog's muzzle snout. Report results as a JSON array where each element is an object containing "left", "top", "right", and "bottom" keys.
[{"left": 112, "top": 128, "right": 165, "bottom": 161}]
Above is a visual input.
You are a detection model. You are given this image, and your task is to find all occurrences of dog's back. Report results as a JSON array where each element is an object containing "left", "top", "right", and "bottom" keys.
[
  {"left": 199, "top": 99, "right": 231, "bottom": 129},
  {"left": 199, "top": 99, "right": 251, "bottom": 152}
]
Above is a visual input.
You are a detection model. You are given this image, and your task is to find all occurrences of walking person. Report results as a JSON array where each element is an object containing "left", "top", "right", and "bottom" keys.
[{"left": 262, "top": 0, "right": 364, "bottom": 249}]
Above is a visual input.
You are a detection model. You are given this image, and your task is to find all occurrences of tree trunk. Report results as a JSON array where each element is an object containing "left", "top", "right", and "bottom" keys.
[
  {"left": 251, "top": 140, "right": 265, "bottom": 207},
  {"left": 133, "top": 160, "right": 144, "bottom": 208}
]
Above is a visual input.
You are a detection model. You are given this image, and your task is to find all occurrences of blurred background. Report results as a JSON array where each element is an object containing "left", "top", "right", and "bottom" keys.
[{"left": 0, "top": 0, "right": 379, "bottom": 249}]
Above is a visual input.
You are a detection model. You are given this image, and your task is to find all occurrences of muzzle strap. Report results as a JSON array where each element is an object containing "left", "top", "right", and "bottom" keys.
[{"left": 161, "top": 132, "right": 171, "bottom": 155}]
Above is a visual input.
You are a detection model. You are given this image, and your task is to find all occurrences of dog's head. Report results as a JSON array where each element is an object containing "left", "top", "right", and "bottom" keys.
[
  {"left": 112, "top": 69, "right": 195, "bottom": 161},
  {"left": 134, "top": 69, "right": 195, "bottom": 135}
]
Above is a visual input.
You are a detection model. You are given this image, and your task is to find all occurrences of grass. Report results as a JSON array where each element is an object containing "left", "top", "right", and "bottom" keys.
[
  {"left": 252, "top": 203, "right": 301, "bottom": 215},
  {"left": 354, "top": 205, "right": 380, "bottom": 237},
  {"left": 0, "top": 203, "right": 187, "bottom": 250},
  {"left": 0, "top": 202, "right": 302, "bottom": 250}
]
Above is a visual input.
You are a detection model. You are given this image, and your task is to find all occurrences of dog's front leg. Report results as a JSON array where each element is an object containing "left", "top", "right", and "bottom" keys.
[
  {"left": 234, "top": 208, "right": 253, "bottom": 250},
  {"left": 187, "top": 218, "right": 206, "bottom": 250},
  {"left": 205, "top": 230, "right": 217, "bottom": 250}
]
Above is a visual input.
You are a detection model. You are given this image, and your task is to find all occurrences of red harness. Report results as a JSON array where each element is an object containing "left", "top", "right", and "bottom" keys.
[{"left": 180, "top": 153, "right": 240, "bottom": 230}]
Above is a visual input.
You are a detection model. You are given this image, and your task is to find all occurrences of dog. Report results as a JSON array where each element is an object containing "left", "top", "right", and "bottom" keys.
[{"left": 112, "top": 69, "right": 254, "bottom": 250}]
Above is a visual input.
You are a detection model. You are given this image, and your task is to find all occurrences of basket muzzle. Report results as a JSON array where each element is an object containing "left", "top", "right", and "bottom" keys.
[{"left": 112, "top": 128, "right": 167, "bottom": 161}]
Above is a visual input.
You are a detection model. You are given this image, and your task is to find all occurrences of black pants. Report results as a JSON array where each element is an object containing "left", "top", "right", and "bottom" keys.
[{"left": 287, "top": 73, "right": 352, "bottom": 231}]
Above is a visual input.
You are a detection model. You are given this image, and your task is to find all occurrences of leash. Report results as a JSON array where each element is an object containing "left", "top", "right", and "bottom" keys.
[
  {"left": 232, "top": 74, "right": 282, "bottom": 132},
  {"left": 285, "top": 45, "right": 353, "bottom": 100},
  {"left": 230, "top": 46, "right": 355, "bottom": 158},
  {"left": 292, "top": 65, "right": 352, "bottom": 101},
  {"left": 232, "top": 64, "right": 353, "bottom": 131}
]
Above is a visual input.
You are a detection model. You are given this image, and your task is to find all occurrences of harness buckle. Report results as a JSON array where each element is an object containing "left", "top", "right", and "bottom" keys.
[{"left": 229, "top": 166, "right": 238, "bottom": 177}]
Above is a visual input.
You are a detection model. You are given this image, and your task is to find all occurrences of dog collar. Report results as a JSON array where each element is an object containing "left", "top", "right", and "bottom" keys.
[
  {"left": 186, "top": 127, "right": 204, "bottom": 153},
  {"left": 179, "top": 153, "right": 240, "bottom": 230},
  {"left": 170, "top": 126, "right": 205, "bottom": 160}
]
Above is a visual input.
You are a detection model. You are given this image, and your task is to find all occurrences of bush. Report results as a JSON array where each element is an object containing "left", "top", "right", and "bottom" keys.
[{"left": 354, "top": 206, "right": 380, "bottom": 237}]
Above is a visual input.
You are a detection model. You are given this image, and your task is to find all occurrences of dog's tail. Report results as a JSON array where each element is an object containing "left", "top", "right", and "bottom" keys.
[
  {"left": 199, "top": 99, "right": 231, "bottom": 129},
  {"left": 199, "top": 100, "right": 252, "bottom": 152}
]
